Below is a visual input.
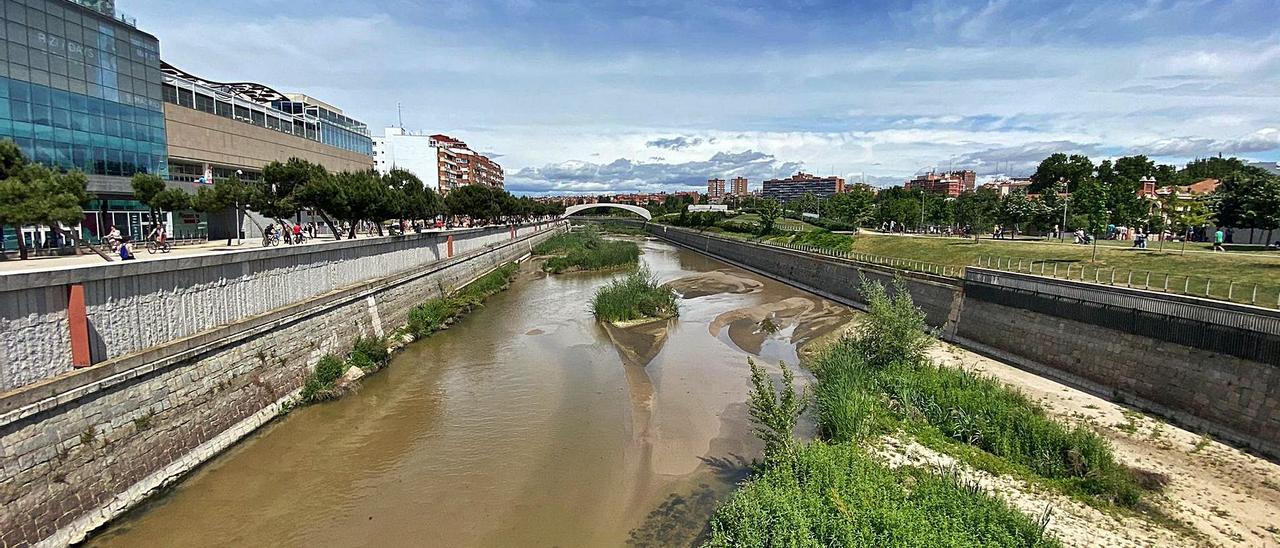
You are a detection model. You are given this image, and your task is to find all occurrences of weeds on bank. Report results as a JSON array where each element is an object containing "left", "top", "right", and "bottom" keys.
[
  {"left": 704, "top": 357, "right": 1058, "bottom": 547},
  {"left": 536, "top": 226, "right": 641, "bottom": 273},
  {"left": 406, "top": 263, "right": 519, "bottom": 338},
  {"left": 591, "top": 266, "right": 679, "bottom": 323},
  {"left": 811, "top": 279, "right": 1149, "bottom": 507},
  {"left": 302, "top": 263, "right": 520, "bottom": 405}
]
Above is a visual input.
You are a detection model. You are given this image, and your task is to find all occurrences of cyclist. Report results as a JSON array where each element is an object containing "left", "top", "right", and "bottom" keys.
[
  {"left": 105, "top": 225, "right": 122, "bottom": 251},
  {"left": 292, "top": 222, "right": 303, "bottom": 244},
  {"left": 148, "top": 223, "right": 167, "bottom": 247},
  {"left": 263, "top": 223, "right": 278, "bottom": 246}
]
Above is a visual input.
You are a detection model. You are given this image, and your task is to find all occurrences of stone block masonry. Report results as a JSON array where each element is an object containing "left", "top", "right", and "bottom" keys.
[
  {"left": 642, "top": 224, "right": 1280, "bottom": 461},
  {"left": 0, "top": 223, "right": 563, "bottom": 547}
]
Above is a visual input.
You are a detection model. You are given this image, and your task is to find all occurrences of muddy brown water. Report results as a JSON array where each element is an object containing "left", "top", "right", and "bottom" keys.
[{"left": 86, "top": 238, "right": 852, "bottom": 548}]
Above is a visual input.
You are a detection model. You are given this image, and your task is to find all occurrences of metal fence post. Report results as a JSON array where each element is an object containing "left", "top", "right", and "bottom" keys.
[
  {"left": 1144, "top": 272, "right": 1150, "bottom": 289},
  {"left": 1228, "top": 282, "right": 1235, "bottom": 300},
  {"left": 1163, "top": 274, "right": 1169, "bottom": 292},
  {"left": 1206, "top": 279, "right": 1211, "bottom": 296},
  {"left": 1053, "top": 263, "right": 1058, "bottom": 277},
  {"left": 1251, "top": 284, "right": 1257, "bottom": 304},
  {"left": 1184, "top": 277, "right": 1190, "bottom": 294},
  {"left": 1066, "top": 264, "right": 1072, "bottom": 278},
  {"left": 1110, "top": 270, "right": 1116, "bottom": 285},
  {"left": 1126, "top": 271, "right": 1132, "bottom": 287}
]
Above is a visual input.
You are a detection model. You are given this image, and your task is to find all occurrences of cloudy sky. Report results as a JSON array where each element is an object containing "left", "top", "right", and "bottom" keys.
[{"left": 127, "top": 0, "right": 1280, "bottom": 194}]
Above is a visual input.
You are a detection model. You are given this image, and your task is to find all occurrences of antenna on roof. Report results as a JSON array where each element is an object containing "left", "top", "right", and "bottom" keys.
[{"left": 397, "top": 102, "right": 403, "bottom": 129}]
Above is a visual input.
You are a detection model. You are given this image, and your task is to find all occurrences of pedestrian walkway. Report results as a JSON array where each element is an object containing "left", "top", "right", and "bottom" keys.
[
  {"left": 862, "top": 230, "right": 1280, "bottom": 260},
  {"left": 0, "top": 229, "right": 455, "bottom": 275}
]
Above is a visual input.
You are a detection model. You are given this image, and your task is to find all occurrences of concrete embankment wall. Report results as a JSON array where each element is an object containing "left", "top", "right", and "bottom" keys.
[
  {"left": 0, "top": 223, "right": 562, "bottom": 547},
  {"left": 643, "top": 224, "right": 1280, "bottom": 460}
]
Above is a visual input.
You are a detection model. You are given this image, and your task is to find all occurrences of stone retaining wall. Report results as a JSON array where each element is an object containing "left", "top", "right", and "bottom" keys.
[
  {"left": 0, "top": 224, "right": 562, "bottom": 547},
  {"left": 642, "top": 224, "right": 1280, "bottom": 460}
]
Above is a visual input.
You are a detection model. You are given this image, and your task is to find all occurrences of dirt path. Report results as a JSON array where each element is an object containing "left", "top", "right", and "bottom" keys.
[{"left": 930, "top": 344, "right": 1280, "bottom": 547}]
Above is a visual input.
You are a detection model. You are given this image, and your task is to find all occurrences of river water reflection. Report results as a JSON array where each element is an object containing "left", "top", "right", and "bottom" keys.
[{"left": 87, "top": 238, "right": 851, "bottom": 547}]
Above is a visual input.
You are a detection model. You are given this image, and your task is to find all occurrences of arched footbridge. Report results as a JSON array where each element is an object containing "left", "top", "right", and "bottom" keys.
[{"left": 562, "top": 203, "right": 652, "bottom": 221}]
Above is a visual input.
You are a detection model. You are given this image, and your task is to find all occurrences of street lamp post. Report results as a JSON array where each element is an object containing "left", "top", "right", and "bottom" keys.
[{"left": 1060, "top": 180, "right": 1069, "bottom": 243}]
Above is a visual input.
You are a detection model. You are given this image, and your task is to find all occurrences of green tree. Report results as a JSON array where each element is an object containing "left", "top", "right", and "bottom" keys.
[
  {"left": 826, "top": 185, "right": 875, "bottom": 227},
  {"left": 193, "top": 176, "right": 257, "bottom": 244},
  {"left": 1181, "top": 156, "right": 1247, "bottom": 182},
  {"left": 954, "top": 187, "right": 999, "bottom": 240},
  {"left": 0, "top": 140, "right": 92, "bottom": 259},
  {"left": 998, "top": 189, "right": 1038, "bottom": 237},
  {"left": 757, "top": 198, "right": 781, "bottom": 235},
  {"left": 1031, "top": 153, "right": 1094, "bottom": 193},
  {"left": 445, "top": 184, "right": 502, "bottom": 225},
  {"left": 1070, "top": 177, "right": 1109, "bottom": 261},
  {"left": 1211, "top": 167, "right": 1280, "bottom": 244},
  {"left": 874, "top": 186, "right": 922, "bottom": 230},
  {"left": 130, "top": 173, "right": 168, "bottom": 232},
  {"left": 258, "top": 158, "right": 327, "bottom": 224},
  {"left": 793, "top": 192, "right": 820, "bottom": 217}
]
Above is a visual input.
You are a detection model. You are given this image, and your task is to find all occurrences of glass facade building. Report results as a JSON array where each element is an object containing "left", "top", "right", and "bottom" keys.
[
  {"left": 1, "top": 0, "right": 169, "bottom": 251},
  {"left": 0, "top": 0, "right": 167, "bottom": 178},
  {"left": 272, "top": 97, "right": 373, "bottom": 156}
]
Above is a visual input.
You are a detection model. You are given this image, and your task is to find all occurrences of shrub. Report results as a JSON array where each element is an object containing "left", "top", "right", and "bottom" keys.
[
  {"left": 350, "top": 336, "right": 389, "bottom": 370},
  {"left": 811, "top": 278, "right": 1145, "bottom": 506},
  {"left": 591, "top": 266, "right": 679, "bottom": 323},
  {"left": 301, "top": 355, "right": 348, "bottom": 402},
  {"left": 746, "top": 358, "right": 806, "bottom": 465}
]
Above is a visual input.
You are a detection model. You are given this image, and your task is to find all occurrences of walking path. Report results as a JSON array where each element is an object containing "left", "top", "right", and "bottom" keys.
[{"left": 0, "top": 230, "right": 455, "bottom": 275}]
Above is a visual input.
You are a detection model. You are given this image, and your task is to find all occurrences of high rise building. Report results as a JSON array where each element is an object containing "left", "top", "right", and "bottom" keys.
[
  {"left": 762, "top": 172, "right": 845, "bottom": 202},
  {"left": 373, "top": 128, "right": 503, "bottom": 193},
  {"left": 730, "top": 176, "right": 748, "bottom": 197},
  {"left": 1, "top": 0, "right": 169, "bottom": 248},
  {"left": 707, "top": 178, "right": 725, "bottom": 202},
  {"left": 904, "top": 170, "right": 976, "bottom": 197}
]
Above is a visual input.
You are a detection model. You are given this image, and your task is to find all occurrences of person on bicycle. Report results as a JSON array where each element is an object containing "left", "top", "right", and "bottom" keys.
[
  {"left": 292, "top": 222, "right": 303, "bottom": 243},
  {"left": 264, "top": 223, "right": 277, "bottom": 243},
  {"left": 106, "top": 225, "right": 122, "bottom": 250},
  {"left": 148, "top": 223, "right": 167, "bottom": 246}
]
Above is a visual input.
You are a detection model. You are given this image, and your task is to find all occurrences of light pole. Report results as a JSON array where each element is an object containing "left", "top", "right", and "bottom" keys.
[
  {"left": 235, "top": 169, "right": 243, "bottom": 245},
  {"left": 919, "top": 190, "right": 926, "bottom": 233},
  {"left": 1060, "top": 179, "right": 1069, "bottom": 243}
]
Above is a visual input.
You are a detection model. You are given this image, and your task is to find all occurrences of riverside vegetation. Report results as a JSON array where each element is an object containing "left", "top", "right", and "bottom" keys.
[
  {"left": 535, "top": 226, "right": 641, "bottom": 273},
  {"left": 299, "top": 262, "right": 520, "bottom": 404},
  {"left": 591, "top": 266, "right": 679, "bottom": 324},
  {"left": 704, "top": 279, "right": 1161, "bottom": 546}
]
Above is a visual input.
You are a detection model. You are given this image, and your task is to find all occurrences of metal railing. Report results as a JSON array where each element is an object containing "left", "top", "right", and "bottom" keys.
[
  {"left": 977, "top": 255, "right": 1280, "bottom": 309},
  {"left": 754, "top": 237, "right": 962, "bottom": 278}
]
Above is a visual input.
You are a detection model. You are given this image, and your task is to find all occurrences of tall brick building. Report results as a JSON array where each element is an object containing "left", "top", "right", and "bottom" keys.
[{"left": 707, "top": 178, "right": 726, "bottom": 202}]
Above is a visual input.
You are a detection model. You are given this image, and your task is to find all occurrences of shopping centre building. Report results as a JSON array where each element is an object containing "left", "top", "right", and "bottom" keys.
[{"left": 0, "top": 0, "right": 374, "bottom": 250}]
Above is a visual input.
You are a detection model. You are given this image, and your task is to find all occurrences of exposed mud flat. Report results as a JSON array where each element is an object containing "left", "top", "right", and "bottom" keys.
[
  {"left": 708, "top": 296, "right": 852, "bottom": 356},
  {"left": 663, "top": 269, "right": 764, "bottom": 299}
]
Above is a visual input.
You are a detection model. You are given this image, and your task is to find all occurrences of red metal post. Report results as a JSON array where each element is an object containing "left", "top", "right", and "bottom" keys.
[{"left": 68, "top": 284, "right": 91, "bottom": 367}]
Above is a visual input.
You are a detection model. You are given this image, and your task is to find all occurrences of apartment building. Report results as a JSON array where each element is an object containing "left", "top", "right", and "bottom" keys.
[
  {"left": 904, "top": 170, "right": 976, "bottom": 197},
  {"left": 762, "top": 172, "right": 845, "bottom": 202},
  {"left": 707, "top": 178, "right": 726, "bottom": 202}
]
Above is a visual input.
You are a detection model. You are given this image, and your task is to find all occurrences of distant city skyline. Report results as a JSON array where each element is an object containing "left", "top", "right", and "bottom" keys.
[{"left": 125, "top": 0, "right": 1280, "bottom": 195}]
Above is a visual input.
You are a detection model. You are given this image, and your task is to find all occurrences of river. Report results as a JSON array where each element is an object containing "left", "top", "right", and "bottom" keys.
[{"left": 86, "top": 237, "right": 852, "bottom": 547}]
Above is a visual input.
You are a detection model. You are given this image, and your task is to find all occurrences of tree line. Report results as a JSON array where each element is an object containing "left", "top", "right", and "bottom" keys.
[
  {"left": 133, "top": 158, "right": 565, "bottom": 241},
  {"left": 765, "top": 154, "right": 1279, "bottom": 241}
]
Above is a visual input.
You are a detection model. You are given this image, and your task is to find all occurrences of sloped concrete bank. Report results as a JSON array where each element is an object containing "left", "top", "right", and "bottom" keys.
[
  {"left": 642, "top": 223, "right": 1280, "bottom": 461},
  {"left": 0, "top": 223, "right": 563, "bottom": 547}
]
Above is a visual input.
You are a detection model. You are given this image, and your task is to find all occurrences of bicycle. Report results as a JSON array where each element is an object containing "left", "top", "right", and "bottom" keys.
[
  {"left": 145, "top": 238, "right": 172, "bottom": 254},
  {"left": 262, "top": 232, "right": 281, "bottom": 247}
]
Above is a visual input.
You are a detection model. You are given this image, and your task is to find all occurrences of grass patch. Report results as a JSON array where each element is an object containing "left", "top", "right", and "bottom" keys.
[
  {"left": 704, "top": 441, "right": 1058, "bottom": 547},
  {"left": 536, "top": 226, "right": 641, "bottom": 273},
  {"left": 407, "top": 262, "right": 519, "bottom": 338},
  {"left": 300, "top": 355, "right": 350, "bottom": 403},
  {"left": 591, "top": 266, "right": 679, "bottom": 323},
  {"left": 704, "top": 358, "right": 1056, "bottom": 547},
  {"left": 811, "top": 279, "right": 1146, "bottom": 507}
]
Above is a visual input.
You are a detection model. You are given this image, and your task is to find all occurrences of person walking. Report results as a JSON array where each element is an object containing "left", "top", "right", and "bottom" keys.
[{"left": 1213, "top": 228, "right": 1226, "bottom": 252}]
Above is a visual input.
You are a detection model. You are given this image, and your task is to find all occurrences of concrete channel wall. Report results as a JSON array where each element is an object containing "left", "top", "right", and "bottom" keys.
[
  {"left": 0, "top": 223, "right": 563, "bottom": 547},
  {"left": 642, "top": 223, "right": 1280, "bottom": 460},
  {"left": 0, "top": 223, "right": 554, "bottom": 392}
]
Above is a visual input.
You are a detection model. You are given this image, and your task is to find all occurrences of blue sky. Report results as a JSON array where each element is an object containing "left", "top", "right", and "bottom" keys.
[{"left": 126, "top": 0, "right": 1280, "bottom": 194}]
